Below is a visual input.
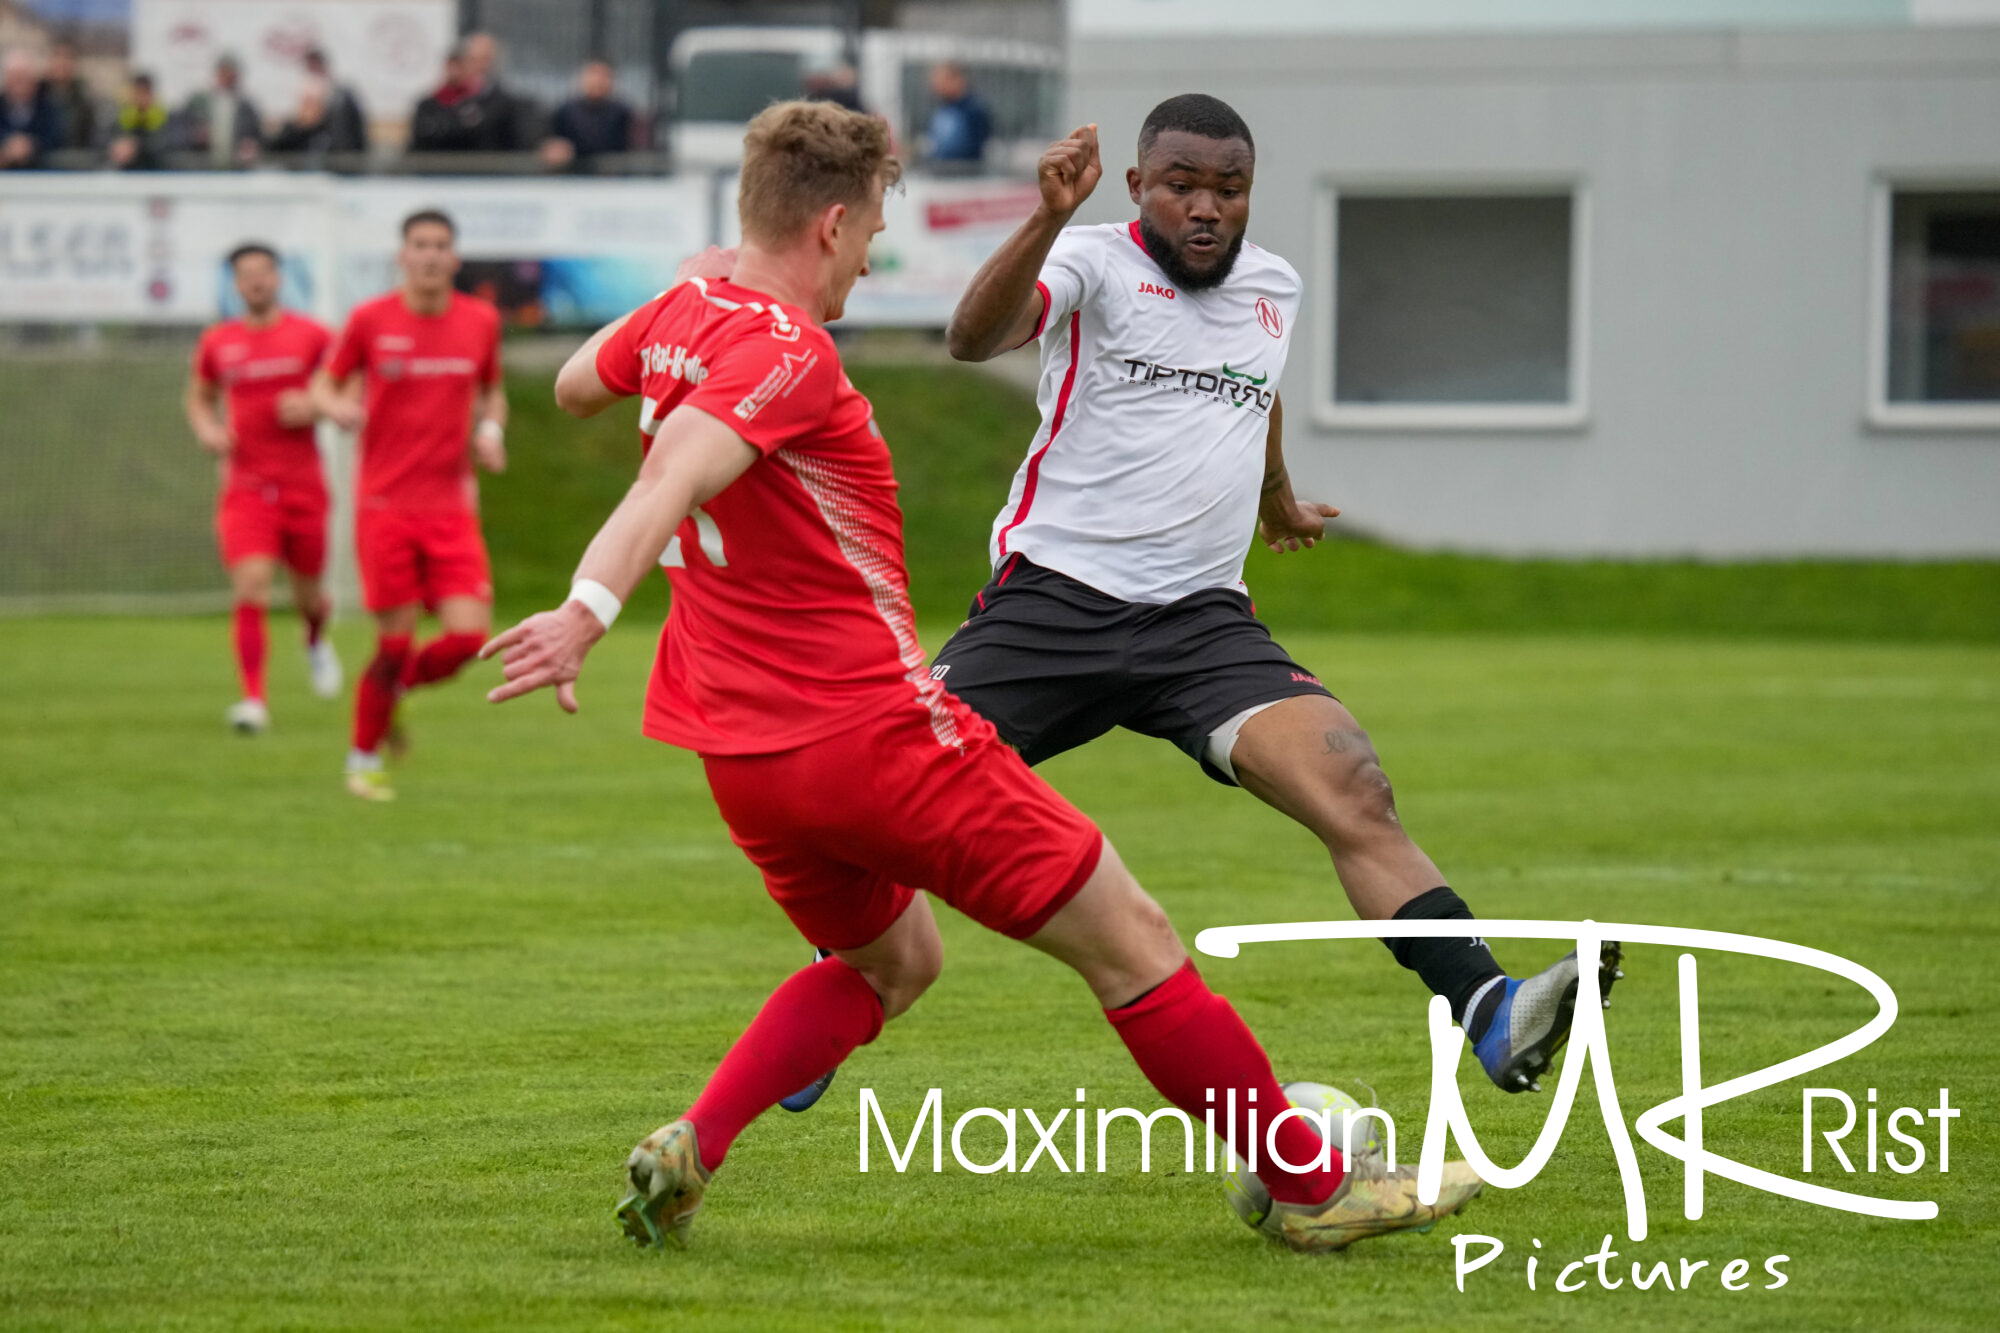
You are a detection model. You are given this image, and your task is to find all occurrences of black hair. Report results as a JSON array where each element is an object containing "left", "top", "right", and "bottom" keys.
[
  {"left": 1137, "top": 93, "right": 1254, "bottom": 161},
  {"left": 227, "top": 242, "right": 277, "bottom": 267},
  {"left": 401, "top": 208, "right": 456, "bottom": 239}
]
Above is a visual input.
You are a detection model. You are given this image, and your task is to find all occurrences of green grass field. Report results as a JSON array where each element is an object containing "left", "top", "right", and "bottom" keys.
[
  {"left": 3, "top": 616, "right": 1995, "bottom": 1331},
  {"left": 6, "top": 351, "right": 1998, "bottom": 639}
]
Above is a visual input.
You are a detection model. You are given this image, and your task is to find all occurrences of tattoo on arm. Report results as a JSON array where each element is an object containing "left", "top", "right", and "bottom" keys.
[
  {"left": 1261, "top": 465, "right": 1288, "bottom": 497},
  {"left": 1323, "top": 729, "right": 1352, "bottom": 754}
]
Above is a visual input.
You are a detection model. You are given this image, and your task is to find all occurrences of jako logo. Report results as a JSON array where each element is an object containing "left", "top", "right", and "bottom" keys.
[{"left": 1139, "top": 281, "right": 1176, "bottom": 300}]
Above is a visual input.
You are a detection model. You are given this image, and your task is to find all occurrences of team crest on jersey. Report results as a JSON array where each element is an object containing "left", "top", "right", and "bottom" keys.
[
  {"left": 643, "top": 342, "right": 708, "bottom": 385},
  {"left": 1256, "top": 296, "right": 1284, "bottom": 338}
]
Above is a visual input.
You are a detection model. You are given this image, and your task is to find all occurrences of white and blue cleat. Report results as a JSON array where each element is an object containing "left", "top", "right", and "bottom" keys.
[{"left": 1473, "top": 941, "right": 1624, "bottom": 1093}]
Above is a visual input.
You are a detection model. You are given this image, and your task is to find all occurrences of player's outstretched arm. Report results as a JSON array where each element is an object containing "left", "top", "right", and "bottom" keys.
[
  {"left": 554, "top": 311, "right": 635, "bottom": 418},
  {"left": 185, "top": 375, "right": 233, "bottom": 456},
  {"left": 945, "top": 123, "right": 1101, "bottom": 362},
  {"left": 1256, "top": 394, "right": 1341, "bottom": 553},
  {"left": 481, "top": 405, "right": 758, "bottom": 712}
]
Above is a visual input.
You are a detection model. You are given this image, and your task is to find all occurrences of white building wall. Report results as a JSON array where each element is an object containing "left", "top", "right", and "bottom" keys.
[{"left": 1066, "top": 27, "right": 2000, "bottom": 556}]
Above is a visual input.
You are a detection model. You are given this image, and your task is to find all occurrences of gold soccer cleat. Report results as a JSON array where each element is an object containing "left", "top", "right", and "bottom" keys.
[
  {"left": 616, "top": 1120, "right": 712, "bottom": 1251},
  {"left": 1276, "top": 1157, "right": 1483, "bottom": 1254},
  {"left": 343, "top": 767, "right": 395, "bottom": 802}
]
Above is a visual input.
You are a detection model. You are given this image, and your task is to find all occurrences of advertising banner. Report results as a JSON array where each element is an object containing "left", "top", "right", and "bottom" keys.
[
  {"left": 0, "top": 177, "right": 332, "bottom": 322},
  {"left": 0, "top": 172, "right": 1027, "bottom": 330},
  {"left": 0, "top": 175, "right": 714, "bottom": 329},
  {"left": 328, "top": 177, "right": 714, "bottom": 327}
]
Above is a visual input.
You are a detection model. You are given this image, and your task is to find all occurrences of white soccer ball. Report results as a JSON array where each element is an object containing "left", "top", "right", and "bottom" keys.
[{"left": 1222, "top": 1081, "right": 1387, "bottom": 1234}]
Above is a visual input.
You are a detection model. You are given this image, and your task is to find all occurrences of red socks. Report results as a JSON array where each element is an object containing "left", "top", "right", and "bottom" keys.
[
  {"left": 301, "top": 597, "right": 328, "bottom": 648},
  {"left": 684, "top": 958, "right": 885, "bottom": 1174},
  {"left": 348, "top": 631, "right": 484, "bottom": 754},
  {"left": 1107, "top": 960, "right": 1344, "bottom": 1206},
  {"left": 351, "top": 633, "right": 412, "bottom": 753},
  {"left": 400, "top": 631, "right": 484, "bottom": 690},
  {"left": 232, "top": 602, "right": 267, "bottom": 702}
]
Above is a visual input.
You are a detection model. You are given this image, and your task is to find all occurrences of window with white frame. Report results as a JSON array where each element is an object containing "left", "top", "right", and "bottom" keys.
[
  {"left": 1316, "top": 186, "right": 1588, "bottom": 429},
  {"left": 1874, "top": 187, "right": 2000, "bottom": 427}
]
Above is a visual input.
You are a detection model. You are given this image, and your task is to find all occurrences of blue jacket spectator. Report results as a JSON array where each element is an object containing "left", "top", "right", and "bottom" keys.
[
  {"left": 1, "top": 48, "right": 64, "bottom": 168},
  {"left": 542, "top": 60, "right": 633, "bottom": 169},
  {"left": 923, "top": 62, "right": 991, "bottom": 164}
]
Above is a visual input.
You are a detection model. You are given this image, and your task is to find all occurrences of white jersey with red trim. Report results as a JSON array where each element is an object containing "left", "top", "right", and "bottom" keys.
[{"left": 989, "top": 221, "right": 1302, "bottom": 605}]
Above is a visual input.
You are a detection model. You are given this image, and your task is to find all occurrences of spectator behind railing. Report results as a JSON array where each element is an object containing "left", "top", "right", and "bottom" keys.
[
  {"left": 540, "top": 59, "right": 633, "bottom": 171},
  {"left": 46, "top": 41, "right": 98, "bottom": 151},
  {"left": 923, "top": 62, "right": 991, "bottom": 166},
  {"left": 411, "top": 32, "right": 525, "bottom": 152},
  {"left": 804, "top": 58, "right": 866, "bottom": 114},
  {"left": 107, "top": 71, "right": 168, "bottom": 170},
  {"left": 269, "top": 77, "right": 366, "bottom": 161},
  {"left": 175, "top": 53, "right": 261, "bottom": 168},
  {"left": 2, "top": 47, "right": 64, "bottom": 169},
  {"left": 303, "top": 47, "right": 368, "bottom": 152}
]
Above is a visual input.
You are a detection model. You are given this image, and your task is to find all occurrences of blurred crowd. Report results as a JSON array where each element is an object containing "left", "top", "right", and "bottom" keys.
[
  {"left": 0, "top": 31, "right": 996, "bottom": 174},
  {"left": 0, "top": 32, "right": 648, "bottom": 172}
]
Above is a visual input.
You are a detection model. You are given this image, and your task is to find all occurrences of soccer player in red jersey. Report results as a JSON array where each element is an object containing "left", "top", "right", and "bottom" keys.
[
  {"left": 186, "top": 242, "right": 341, "bottom": 734},
  {"left": 313, "top": 210, "right": 507, "bottom": 802},
  {"left": 484, "top": 101, "right": 1480, "bottom": 1253}
]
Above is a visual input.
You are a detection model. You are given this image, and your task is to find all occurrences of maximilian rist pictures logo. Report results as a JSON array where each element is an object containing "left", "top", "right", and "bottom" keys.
[{"left": 855, "top": 919, "right": 1957, "bottom": 1296}]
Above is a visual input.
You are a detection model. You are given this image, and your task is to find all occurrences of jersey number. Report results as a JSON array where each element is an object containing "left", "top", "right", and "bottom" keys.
[{"left": 661, "top": 507, "right": 728, "bottom": 568}]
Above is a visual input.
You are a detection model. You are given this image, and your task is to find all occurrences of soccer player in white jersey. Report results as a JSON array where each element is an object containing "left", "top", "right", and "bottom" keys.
[{"left": 926, "top": 95, "right": 1620, "bottom": 1098}]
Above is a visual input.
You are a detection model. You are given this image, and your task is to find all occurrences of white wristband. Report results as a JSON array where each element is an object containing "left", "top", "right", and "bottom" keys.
[
  {"left": 475, "top": 419, "right": 505, "bottom": 445},
  {"left": 567, "top": 578, "right": 621, "bottom": 631}
]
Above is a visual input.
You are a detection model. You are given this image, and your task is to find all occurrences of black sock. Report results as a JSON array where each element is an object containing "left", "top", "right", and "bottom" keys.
[{"left": 1382, "top": 887, "right": 1508, "bottom": 1041}]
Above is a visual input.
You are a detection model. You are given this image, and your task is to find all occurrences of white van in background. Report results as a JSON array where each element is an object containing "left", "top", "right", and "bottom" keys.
[{"left": 668, "top": 26, "right": 1062, "bottom": 173}]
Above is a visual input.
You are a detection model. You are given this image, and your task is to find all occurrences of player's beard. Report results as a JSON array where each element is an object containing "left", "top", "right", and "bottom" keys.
[{"left": 1139, "top": 215, "right": 1244, "bottom": 292}]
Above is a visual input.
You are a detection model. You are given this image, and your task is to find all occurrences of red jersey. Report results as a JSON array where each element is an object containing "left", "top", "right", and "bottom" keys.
[
  {"left": 192, "top": 310, "right": 333, "bottom": 493},
  {"left": 327, "top": 290, "right": 502, "bottom": 512},
  {"left": 596, "top": 278, "right": 965, "bottom": 756}
]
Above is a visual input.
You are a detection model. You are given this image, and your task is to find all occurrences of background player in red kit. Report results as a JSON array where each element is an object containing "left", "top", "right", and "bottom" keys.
[
  {"left": 185, "top": 242, "right": 340, "bottom": 734},
  {"left": 313, "top": 210, "right": 507, "bottom": 802},
  {"left": 483, "top": 100, "right": 1480, "bottom": 1254}
]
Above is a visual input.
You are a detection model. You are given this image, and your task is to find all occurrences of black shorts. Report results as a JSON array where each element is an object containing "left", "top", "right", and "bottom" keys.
[{"left": 930, "top": 555, "right": 1334, "bottom": 786}]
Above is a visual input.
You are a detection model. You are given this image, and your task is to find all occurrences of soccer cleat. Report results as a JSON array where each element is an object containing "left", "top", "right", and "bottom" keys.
[
  {"left": 1276, "top": 1157, "right": 1483, "bottom": 1253},
  {"left": 307, "top": 639, "right": 344, "bottom": 699},
  {"left": 617, "top": 1120, "right": 711, "bottom": 1251},
  {"left": 1473, "top": 942, "right": 1625, "bottom": 1094},
  {"left": 779, "top": 948, "right": 838, "bottom": 1112},
  {"left": 778, "top": 1065, "right": 838, "bottom": 1113},
  {"left": 343, "top": 762, "right": 395, "bottom": 803},
  {"left": 226, "top": 698, "right": 270, "bottom": 734}
]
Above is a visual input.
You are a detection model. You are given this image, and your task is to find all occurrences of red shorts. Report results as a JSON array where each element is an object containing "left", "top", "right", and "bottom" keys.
[
  {"left": 216, "top": 483, "right": 328, "bottom": 576},
  {"left": 702, "top": 701, "right": 1104, "bottom": 952},
  {"left": 356, "top": 504, "right": 493, "bottom": 612}
]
